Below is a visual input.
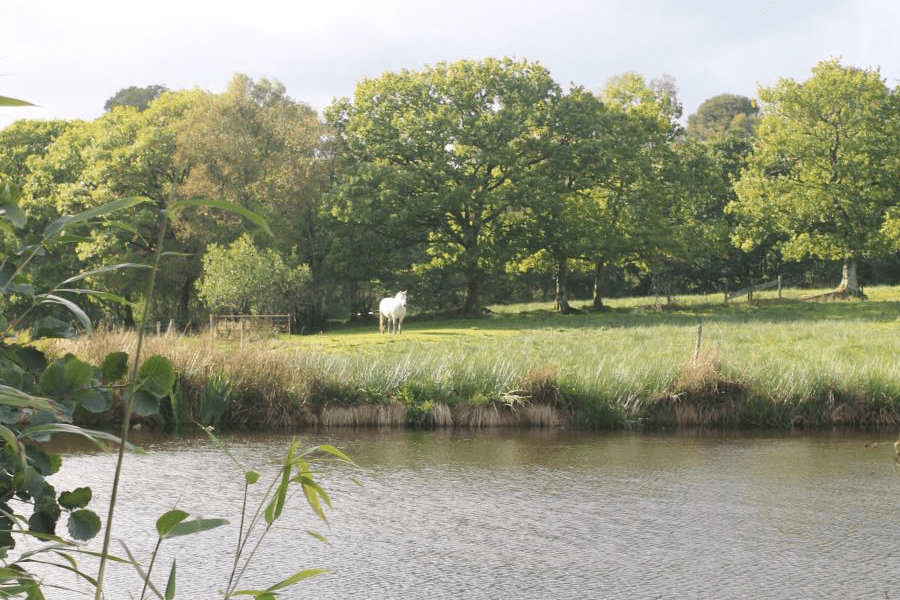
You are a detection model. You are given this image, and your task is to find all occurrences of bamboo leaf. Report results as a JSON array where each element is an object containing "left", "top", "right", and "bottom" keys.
[
  {"left": 165, "top": 559, "right": 177, "bottom": 600},
  {"left": 0, "top": 96, "right": 34, "bottom": 107},
  {"left": 58, "top": 262, "right": 152, "bottom": 286},
  {"left": 265, "top": 568, "right": 329, "bottom": 591},
  {"left": 0, "top": 385, "right": 65, "bottom": 416},
  {"left": 35, "top": 294, "right": 92, "bottom": 333},
  {"left": 167, "top": 198, "right": 272, "bottom": 237},
  {"left": 44, "top": 196, "right": 151, "bottom": 240},
  {"left": 120, "top": 541, "right": 165, "bottom": 599},
  {"left": 165, "top": 517, "right": 229, "bottom": 538}
]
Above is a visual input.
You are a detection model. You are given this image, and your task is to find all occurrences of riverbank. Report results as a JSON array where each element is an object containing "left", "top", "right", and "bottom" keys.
[{"left": 53, "top": 286, "right": 900, "bottom": 431}]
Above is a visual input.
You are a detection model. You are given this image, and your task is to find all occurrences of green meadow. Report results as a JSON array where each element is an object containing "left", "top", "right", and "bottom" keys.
[{"left": 57, "top": 286, "right": 900, "bottom": 430}]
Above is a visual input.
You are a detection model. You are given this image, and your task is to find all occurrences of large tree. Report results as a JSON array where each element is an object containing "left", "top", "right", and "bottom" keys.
[
  {"left": 178, "top": 73, "right": 332, "bottom": 328},
  {"left": 583, "top": 72, "right": 684, "bottom": 308},
  {"left": 326, "top": 57, "right": 560, "bottom": 315},
  {"left": 729, "top": 59, "right": 900, "bottom": 296},
  {"left": 104, "top": 85, "right": 168, "bottom": 112},
  {"left": 24, "top": 90, "right": 203, "bottom": 325},
  {"left": 686, "top": 93, "right": 759, "bottom": 142}
]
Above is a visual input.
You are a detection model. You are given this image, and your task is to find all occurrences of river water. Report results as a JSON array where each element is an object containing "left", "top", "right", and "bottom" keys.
[{"left": 32, "top": 428, "right": 900, "bottom": 599}]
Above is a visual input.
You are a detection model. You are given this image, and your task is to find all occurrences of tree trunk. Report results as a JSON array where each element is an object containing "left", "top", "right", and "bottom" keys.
[
  {"left": 838, "top": 258, "right": 861, "bottom": 297},
  {"left": 592, "top": 261, "right": 605, "bottom": 310},
  {"left": 555, "top": 258, "right": 571, "bottom": 314},
  {"left": 462, "top": 273, "right": 480, "bottom": 316}
]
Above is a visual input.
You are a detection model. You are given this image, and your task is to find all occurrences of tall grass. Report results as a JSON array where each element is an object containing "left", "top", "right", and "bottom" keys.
[{"left": 50, "top": 285, "right": 900, "bottom": 429}]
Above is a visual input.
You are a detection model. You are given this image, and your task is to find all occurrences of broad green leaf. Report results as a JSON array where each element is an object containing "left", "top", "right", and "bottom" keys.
[
  {"left": 245, "top": 470, "right": 260, "bottom": 485},
  {"left": 74, "top": 388, "right": 110, "bottom": 413},
  {"left": 100, "top": 351, "right": 129, "bottom": 382},
  {"left": 165, "top": 517, "right": 228, "bottom": 538},
  {"left": 31, "top": 316, "right": 76, "bottom": 340},
  {"left": 128, "top": 389, "right": 160, "bottom": 416},
  {"left": 15, "top": 346, "right": 47, "bottom": 372},
  {"left": 44, "top": 196, "right": 152, "bottom": 240},
  {"left": 155, "top": 509, "right": 189, "bottom": 537},
  {"left": 25, "top": 445, "right": 60, "bottom": 476},
  {"left": 168, "top": 198, "right": 272, "bottom": 237},
  {"left": 59, "top": 487, "right": 92, "bottom": 510},
  {"left": 67, "top": 509, "right": 101, "bottom": 541},
  {"left": 137, "top": 355, "right": 176, "bottom": 398}
]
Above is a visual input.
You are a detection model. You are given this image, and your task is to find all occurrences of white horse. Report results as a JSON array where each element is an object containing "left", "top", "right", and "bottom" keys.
[{"left": 379, "top": 291, "right": 407, "bottom": 334}]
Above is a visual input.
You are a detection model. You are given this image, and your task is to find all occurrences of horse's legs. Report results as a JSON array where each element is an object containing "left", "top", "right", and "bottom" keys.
[{"left": 379, "top": 314, "right": 385, "bottom": 333}]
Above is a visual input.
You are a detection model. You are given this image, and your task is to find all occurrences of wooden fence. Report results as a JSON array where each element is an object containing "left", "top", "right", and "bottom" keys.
[{"left": 210, "top": 314, "right": 292, "bottom": 342}]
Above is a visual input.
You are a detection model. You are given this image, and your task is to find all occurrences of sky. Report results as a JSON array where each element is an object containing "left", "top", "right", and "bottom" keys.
[{"left": 2, "top": 0, "right": 899, "bottom": 128}]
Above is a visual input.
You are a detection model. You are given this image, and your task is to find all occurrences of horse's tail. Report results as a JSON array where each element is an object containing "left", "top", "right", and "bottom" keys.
[{"left": 379, "top": 311, "right": 385, "bottom": 333}]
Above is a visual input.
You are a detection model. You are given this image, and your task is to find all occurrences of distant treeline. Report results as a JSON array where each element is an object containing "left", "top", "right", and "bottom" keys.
[{"left": 2, "top": 57, "right": 899, "bottom": 331}]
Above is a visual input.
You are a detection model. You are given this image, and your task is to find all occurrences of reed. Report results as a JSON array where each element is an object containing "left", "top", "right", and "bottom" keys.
[{"left": 48, "top": 285, "right": 900, "bottom": 430}]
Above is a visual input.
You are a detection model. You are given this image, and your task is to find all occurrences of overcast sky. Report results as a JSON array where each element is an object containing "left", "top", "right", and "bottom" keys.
[{"left": 2, "top": 0, "right": 899, "bottom": 128}]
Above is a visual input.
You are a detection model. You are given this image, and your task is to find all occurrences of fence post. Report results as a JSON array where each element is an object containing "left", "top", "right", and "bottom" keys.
[
  {"left": 693, "top": 317, "right": 703, "bottom": 361},
  {"left": 210, "top": 314, "right": 215, "bottom": 338},
  {"left": 778, "top": 274, "right": 783, "bottom": 298}
]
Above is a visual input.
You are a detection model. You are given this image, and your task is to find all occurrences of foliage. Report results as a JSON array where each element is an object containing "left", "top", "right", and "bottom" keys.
[
  {"left": 0, "top": 193, "right": 177, "bottom": 596},
  {"left": 729, "top": 59, "right": 900, "bottom": 294},
  {"left": 104, "top": 85, "right": 168, "bottom": 112},
  {"left": 686, "top": 93, "right": 759, "bottom": 141},
  {"left": 327, "top": 57, "right": 561, "bottom": 314},
  {"left": 196, "top": 233, "right": 312, "bottom": 316}
]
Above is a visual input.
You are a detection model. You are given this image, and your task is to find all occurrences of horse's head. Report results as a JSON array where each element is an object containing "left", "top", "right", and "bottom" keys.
[{"left": 397, "top": 290, "right": 407, "bottom": 305}]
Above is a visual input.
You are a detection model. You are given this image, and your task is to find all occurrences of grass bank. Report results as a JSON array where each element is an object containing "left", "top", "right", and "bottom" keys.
[{"left": 51, "top": 285, "right": 900, "bottom": 430}]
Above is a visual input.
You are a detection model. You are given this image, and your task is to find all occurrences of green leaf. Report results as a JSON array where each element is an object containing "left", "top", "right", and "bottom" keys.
[
  {"left": 266, "top": 568, "right": 328, "bottom": 591},
  {"left": 245, "top": 470, "right": 260, "bottom": 485},
  {"left": 58, "top": 262, "right": 152, "bottom": 286},
  {"left": 155, "top": 509, "right": 189, "bottom": 537},
  {"left": 137, "top": 355, "right": 176, "bottom": 399},
  {"left": 0, "top": 385, "right": 65, "bottom": 417},
  {"left": 25, "top": 445, "right": 61, "bottom": 476},
  {"left": 168, "top": 198, "right": 272, "bottom": 237},
  {"left": 31, "top": 316, "right": 75, "bottom": 340},
  {"left": 0, "top": 180, "right": 27, "bottom": 229},
  {"left": 305, "top": 530, "right": 329, "bottom": 545},
  {"left": 165, "top": 517, "right": 228, "bottom": 539},
  {"left": 232, "top": 569, "right": 328, "bottom": 597},
  {"left": 0, "top": 96, "right": 34, "bottom": 107},
  {"left": 67, "top": 509, "right": 101, "bottom": 541},
  {"left": 128, "top": 389, "right": 160, "bottom": 416},
  {"left": 74, "top": 388, "right": 111, "bottom": 413},
  {"left": 59, "top": 487, "right": 92, "bottom": 510},
  {"left": 100, "top": 351, "right": 129, "bottom": 382},
  {"left": 165, "top": 559, "right": 176, "bottom": 600},
  {"left": 44, "top": 196, "right": 152, "bottom": 240},
  {"left": 36, "top": 294, "right": 92, "bottom": 334}
]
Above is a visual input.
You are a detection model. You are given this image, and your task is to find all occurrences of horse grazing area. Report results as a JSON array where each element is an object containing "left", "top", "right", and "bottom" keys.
[{"left": 57, "top": 286, "right": 900, "bottom": 430}]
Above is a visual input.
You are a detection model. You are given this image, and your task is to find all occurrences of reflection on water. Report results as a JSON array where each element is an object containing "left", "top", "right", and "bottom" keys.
[{"left": 34, "top": 428, "right": 900, "bottom": 599}]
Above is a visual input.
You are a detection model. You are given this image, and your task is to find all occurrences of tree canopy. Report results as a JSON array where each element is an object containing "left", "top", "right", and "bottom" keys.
[{"left": 729, "top": 59, "right": 900, "bottom": 296}]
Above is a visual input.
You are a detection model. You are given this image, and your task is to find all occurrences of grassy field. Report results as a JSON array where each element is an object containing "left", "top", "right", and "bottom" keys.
[{"left": 55, "top": 285, "right": 900, "bottom": 430}]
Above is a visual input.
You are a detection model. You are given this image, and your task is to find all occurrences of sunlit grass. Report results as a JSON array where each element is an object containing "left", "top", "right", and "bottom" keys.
[{"left": 52, "top": 285, "right": 900, "bottom": 429}]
